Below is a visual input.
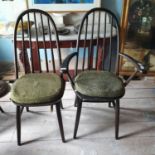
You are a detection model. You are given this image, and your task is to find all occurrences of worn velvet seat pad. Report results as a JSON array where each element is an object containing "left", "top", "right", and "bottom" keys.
[
  {"left": 74, "top": 70, "right": 125, "bottom": 98},
  {"left": 10, "top": 73, "right": 64, "bottom": 104}
]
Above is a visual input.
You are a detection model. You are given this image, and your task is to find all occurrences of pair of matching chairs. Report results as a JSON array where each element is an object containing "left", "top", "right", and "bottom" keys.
[{"left": 10, "top": 8, "right": 144, "bottom": 145}]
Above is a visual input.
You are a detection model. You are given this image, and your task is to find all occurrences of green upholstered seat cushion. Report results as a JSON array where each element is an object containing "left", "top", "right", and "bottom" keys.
[
  {"left": 10, "top": 73, "right": 64, "bottom": 104},
  {"left": 74, "top": 70, "right": 125, "bottom": 98}
]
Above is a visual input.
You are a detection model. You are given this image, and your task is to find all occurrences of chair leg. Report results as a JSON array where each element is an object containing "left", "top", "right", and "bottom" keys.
[
  {"left": 55, "top": 102, "right": 65, "bottom": 142},
  {"left": 60, "top": 100, "right": 64, "bottom": 109},
  {"left": 108, "top": 102, "right": 112, "bottom": 107},
  {"left": 0, "top": 106, "right": 4, "bottom": 113},
  {"left": 112, "top": 101, "right": 116, "bottom": 108},
  {"left": 16, "top": 106, "right": 21, "bottom": 145},
  {"left": 74, "top": 96, "right": 78, "bottom": 107},
  {"left": 20, "top": 107, "right": 24, "bottom": 115},
  {"left": 115, "top": 99, "right": 120, "bottom": 140},
  {"left": 73, "top": 97, "right": 82, "bottom": 139},
  {"left": 108, "top": 101, "right": 115, "bottom": 108},
  {"left": 26, "top": 107, "right": 29, "bottom": 112},
  {"left": 50, "top": 105, "right": 53, "bottom": 112}
]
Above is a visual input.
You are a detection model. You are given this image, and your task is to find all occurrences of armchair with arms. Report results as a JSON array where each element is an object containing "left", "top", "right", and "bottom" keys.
[{"left": 61, "top": 7, "right": 145, "bottom": 139}]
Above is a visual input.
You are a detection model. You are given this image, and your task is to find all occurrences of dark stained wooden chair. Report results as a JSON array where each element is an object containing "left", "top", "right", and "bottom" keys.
[
  {"left": 10, "top": 9, "right": 65, "bottom": 145},
  {"left": 61, "top": 8, "right": 145, "bottom": 140}
]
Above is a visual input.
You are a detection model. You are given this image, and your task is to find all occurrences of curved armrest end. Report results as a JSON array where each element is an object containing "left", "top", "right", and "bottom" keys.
[
  {"left": 119, "top": 53, "right": 146, "bottom": 73},
  {"left": 61, "top": 52, "right": 78, "bottom": 74},
  {"left": 119, "top": 53, "right": 148, "bottom": 86}
]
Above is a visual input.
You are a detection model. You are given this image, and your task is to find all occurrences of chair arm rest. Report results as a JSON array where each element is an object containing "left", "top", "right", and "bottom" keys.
[
  {"left": 119, "top": 53, "right": 147, "bottom": 86},
  {"left": 61, "top": 52, "right": 78, "bottom": 86},
  {"left": 119, "top": 53, "right": 146, "bottom": 73},
  {"left": 61, "top": 52, "right": 78, "bottom": 74}
]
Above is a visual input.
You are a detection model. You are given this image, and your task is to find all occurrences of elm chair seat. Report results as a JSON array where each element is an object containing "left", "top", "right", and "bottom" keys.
[
  {"left": 11, "top": 73, "right": 64, "bottom": 105},
  {"left": 74, "top": 70, "right": 125, "bottom": 98}
]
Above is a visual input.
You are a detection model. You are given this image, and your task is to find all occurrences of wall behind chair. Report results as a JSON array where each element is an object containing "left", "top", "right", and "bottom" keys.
[
  {"left": 0, "top": 38, "right": 13, "bottom": 61},
  {"left": 0, "top": 0, "right": 123, "bottom": 62},
  {"left": 101, "top": 0, "right": 123, "bottom": 21},
  {"left": 0, "top": 0, "right": 27, "bottom": 62}
]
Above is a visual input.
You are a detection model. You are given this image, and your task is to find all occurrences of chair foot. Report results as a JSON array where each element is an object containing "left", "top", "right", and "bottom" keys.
[
  {"left": 0, "top": 106, "right": 4, "bottom": 113},
  {"left": 16, "top": 106, "right": 21, "bottom": 146},
  {"left": 55, "top": 103, "right": 65, "bottom": 142},
  {"left": 115, "top": 136, "right": 119, "bottom": 140},
  {"left": 115, "top": 99, "right": 120, "bottom": 140},
  {"left": 73, "top": 97, "right": 82, "bottom": 139}
]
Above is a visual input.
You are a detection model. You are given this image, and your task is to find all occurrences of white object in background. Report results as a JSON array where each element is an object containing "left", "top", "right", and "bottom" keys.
[
  {"left": 52, "top": 13, "right": 69, "bottom": 28},
  {"left": 0, "top": 0, "right": 27, "bottom": 36},
  {"left": 0, "top": 0, "right": 27, "bottom": 21}
]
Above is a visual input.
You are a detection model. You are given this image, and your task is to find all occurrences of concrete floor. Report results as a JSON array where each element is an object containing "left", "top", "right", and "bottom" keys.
[{"left": 1, "top": 78, "right": 155, "bottom": 155}]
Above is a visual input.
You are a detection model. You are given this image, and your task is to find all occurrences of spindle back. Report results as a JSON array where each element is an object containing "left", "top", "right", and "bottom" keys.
[
  {"left": 14, "top": 9, "right": 61, "bottom": 79},
  {"left": 75, "top": 7, "right": 120, "bottom": 76}
]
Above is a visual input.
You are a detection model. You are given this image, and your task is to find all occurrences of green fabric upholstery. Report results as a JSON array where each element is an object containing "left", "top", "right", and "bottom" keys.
[
  {"left": 74, "top": 70, "right": 125, "bottom": 98},
  {"left": 10, "top": 73, "right": 64, "bottom": 105}
]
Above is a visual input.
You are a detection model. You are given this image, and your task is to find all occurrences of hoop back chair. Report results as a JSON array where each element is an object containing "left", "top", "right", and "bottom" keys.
[
  {"left": 61, "top": 8, "right": 145, "bottom": 139},
  {"left": 10, "top": 9, "right": 65, "bottom": 145}
]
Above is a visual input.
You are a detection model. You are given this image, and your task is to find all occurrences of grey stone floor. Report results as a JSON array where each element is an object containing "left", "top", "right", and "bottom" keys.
[{"left": 1, "top": 78, "right": 155, "bottom": 155}]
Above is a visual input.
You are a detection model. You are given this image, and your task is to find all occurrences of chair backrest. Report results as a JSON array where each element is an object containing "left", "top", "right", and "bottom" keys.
[
  {"left": 75, "top": 7, "right": 120, "bottom": 75},
  {"left": 14, "top": 9, "right": 61, "bottom": 79}
]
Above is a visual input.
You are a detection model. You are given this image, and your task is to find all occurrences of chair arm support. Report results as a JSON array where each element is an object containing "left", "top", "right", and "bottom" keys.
[
  {"left": 119, "top": 53, "right": 146, "bottom": 73},
  {"left": 119, "top": 53, "right": 146, "bottom": 86},
  {"left": 61, "top": 52, "right": 78, "bottom": 86},
  {"left": 61, "top": 52, "right": 78, "bottom": 74}
]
